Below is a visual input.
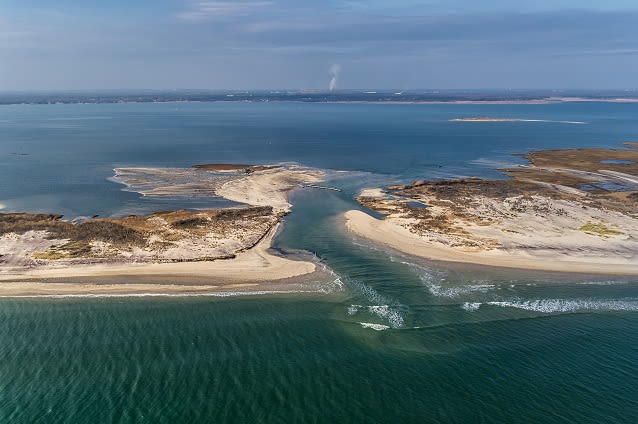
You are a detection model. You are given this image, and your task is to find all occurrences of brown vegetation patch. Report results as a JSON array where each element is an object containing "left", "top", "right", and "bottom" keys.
[
  {"left": 2, "top": 206, "right": 277, "bottom": 262},
  {"left": 172, "top": 216, "right": 211, "bottom": 228},
  {"left": 524, "top": 148, "right": 638, "bottom": 176},
  {"left": 33, "top": 241, "right": 92, "bottom": 260},
  {"left": 357, "top": 145, "right": 638, "bottom": 251},
  {"left": 0, "top": 213, "right": 144, "bottom": 245}
]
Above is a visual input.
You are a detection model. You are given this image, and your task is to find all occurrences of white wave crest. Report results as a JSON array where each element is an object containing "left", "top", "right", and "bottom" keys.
[
  {"left": 347, "top": 304, "right": 361, "bottom": 315},
  {"left": 347, "top": 304, "right": 405, "bottom": 328},
  {"left": 421, "top": 278, "right": 494, "bottom": 298},
  {"left": 579, "top": 281, "right": 628, "bottom": 286},
  {"left": 462, "top": 302, "right": 482, "bottom": 312},
  {"left": 487, "top": 299, "right": 638, "bottom": 313},
  {"left": 418, "top": 268, "right": 495, "bottom": 298},
  {"left": 368, "top": 305, "right": 405, "bottom": 328},
  {"left": 360, "top": 322, "right": 390, "bottom": 331},
  {"left": 350, "top": 279, "right": 390, "bottom": 305},
  {"left": 316, "top": 266, "right": 345, "bottom": 294},
  {"left": 347, "top": 279, "right": 405, "bottom": 327}
]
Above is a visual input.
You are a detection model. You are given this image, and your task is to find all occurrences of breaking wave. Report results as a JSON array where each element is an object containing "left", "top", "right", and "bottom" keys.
[
  {"left": 316, "top": 264, "right": 345, "bottom": 294},
  {"left": 348, "top": 304, "right": 405, "bottom": 328},
  {"left": 579, "top": 281, "right": 629, "bottom": 286},
  {"left": 359, "top": 322, "right": 390, "bottom": 331},
  {"left": 349, "top": 279, "right": 388, "bottom": 305},
  {"left": 419, "top": 271, "right": 495, "bottom": 298},
  {"left": 462, "top": 302, "right": 481, "bottom": 312},
  {"left": 487, "top": 299, "right": 638, "bottom": 313}
]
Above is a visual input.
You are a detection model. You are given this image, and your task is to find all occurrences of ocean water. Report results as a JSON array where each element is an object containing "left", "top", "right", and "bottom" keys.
[{"left": 1, "top": 101, "right": 638, "bottom": 422}]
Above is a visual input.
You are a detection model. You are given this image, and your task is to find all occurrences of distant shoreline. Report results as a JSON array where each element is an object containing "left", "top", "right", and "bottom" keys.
[
  {"left": 2, "top": 91, "right": 638, "bottom": 106},
  {"left": 450, "top": 117, "right": 587, "bottom": 124}
]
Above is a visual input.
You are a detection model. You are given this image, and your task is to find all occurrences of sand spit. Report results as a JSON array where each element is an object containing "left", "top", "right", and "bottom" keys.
[
  {"left": 346, "top": 146, "right": 638, "bottom": 275},
  {"left": 0, "top": 165, "right": 328, "bottom": 295},
  {"left": 113, "top": 164, "right": 323, "bottom": 213}
]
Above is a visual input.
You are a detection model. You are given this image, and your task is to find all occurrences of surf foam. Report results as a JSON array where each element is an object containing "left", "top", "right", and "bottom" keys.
[
  {"left": 348, "top": 304, "right": 405, "bottom": 328},
  {"left": 462, "top": 302, "right": 482, "bottom": 312},
  {"left": 579, "top": 281, "right": 628, "bottom": 286},
  {"left": 360, "top": 322, "right": 390, "bottom": 331},
  {"left": 368, "top": 305, "right": 405, "bottom": 328},
  {"left": 420, "top": 273, "right": 495, "bottom": 298},
  {"left": 487, "top": 299, "right": 638, "bottom": 313}
]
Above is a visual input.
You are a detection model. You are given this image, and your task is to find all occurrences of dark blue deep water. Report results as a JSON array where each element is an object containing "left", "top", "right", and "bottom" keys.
[{"left": 1, "top": 102, "right": 638, "bottom": 423}]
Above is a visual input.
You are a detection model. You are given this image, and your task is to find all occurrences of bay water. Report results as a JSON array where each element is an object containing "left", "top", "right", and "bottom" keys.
[{"left": 1, "top": 101, "right": 637, "bottom": 422}]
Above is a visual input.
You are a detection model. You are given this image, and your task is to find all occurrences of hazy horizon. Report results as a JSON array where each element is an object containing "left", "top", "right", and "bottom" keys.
[
  {"left": 2, "top": 1, "right": 638, "bottom": 91},
  {"left": 2, "top": 88, "right": 638, "bottom": 93}
]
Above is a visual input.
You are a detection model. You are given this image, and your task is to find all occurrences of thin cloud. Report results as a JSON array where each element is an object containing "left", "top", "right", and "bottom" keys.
[
  {"left": 178, "top": 1, "right": 276, "bottom": 21},
  {"left": 3, "top": 1, "right": 638, "bottom": 89},
  {"left": 554, "top": 48, "right": 638, "bottom": 57}
]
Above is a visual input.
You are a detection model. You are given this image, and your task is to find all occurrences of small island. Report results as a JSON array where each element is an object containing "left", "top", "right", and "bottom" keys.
[
  {"left": 451, "top": 117, "right": 534, "bottom": 122},
  {"left": 0, "top": 164, "right": 330, "bottom": 296},
  {"left": 345, "top": 143, "right": 638, "bottom": 275}
]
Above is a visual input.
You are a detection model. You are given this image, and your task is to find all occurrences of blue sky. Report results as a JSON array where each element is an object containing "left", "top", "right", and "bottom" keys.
[{"left": 1, "top": 0, "right": 637, "bottom": 90}]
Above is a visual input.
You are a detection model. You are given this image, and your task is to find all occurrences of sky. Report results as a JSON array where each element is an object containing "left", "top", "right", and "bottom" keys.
[{"left": 1, "top": 0, "right": 637, "bottom": 90}]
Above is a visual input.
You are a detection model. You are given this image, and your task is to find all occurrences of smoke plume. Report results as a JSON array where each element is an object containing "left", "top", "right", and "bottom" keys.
[{"left": 329, "top": 64, "right": 341, "bottom": 91}]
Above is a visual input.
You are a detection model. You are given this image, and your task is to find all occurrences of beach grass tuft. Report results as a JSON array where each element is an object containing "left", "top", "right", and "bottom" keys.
[
  {"left": 33, "top": 240, "right": 92, "bottom": 260},
  {"left": 579, "top": 221, "right": 623, "bottom": 237}
]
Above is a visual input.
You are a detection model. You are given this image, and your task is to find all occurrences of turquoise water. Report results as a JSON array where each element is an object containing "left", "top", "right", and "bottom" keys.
[{"left": 1, "top": 102, "right": 638, "bottom": 422}]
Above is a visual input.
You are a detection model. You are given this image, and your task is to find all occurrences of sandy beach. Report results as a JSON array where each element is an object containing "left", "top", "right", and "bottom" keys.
[
  {"left": 345, "top": 146, "right": 638, "bottom": 276},
  {"left": 345, "top": 210, "right": 638, "bottom": 275},
  {"left": 0, "top": 165, "right": 329, "bottom": 296},
  {"left": 0, "top": 223, "right": 327, "bottom": 296}
]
